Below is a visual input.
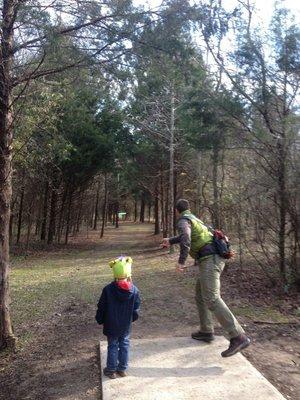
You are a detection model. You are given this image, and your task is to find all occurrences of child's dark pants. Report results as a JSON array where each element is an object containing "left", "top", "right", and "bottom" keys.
[{"left": 106, "top": 334, "right": 130, "bottom": 372}]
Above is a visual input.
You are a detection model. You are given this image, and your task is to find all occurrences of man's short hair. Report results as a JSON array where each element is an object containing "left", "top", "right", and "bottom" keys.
[{"left": 176, "top": 199, "right": 190, "bottom": 213}]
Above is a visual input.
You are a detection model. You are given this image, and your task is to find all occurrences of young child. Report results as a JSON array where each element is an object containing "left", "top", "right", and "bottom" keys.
[{"left": 95, "top": 256, "right": 140, "bottom": 379}]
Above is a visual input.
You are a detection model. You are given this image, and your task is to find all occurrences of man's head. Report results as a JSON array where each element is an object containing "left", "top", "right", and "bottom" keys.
[{"left": 175, "top": 199, "right": 190, "bottom": 214}]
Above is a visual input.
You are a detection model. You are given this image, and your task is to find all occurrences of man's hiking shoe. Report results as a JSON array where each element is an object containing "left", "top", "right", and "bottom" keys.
[
  {"left": 117, "top": 370, "right": 127, "bottom": 377},
  {"left": 191, "top": 331, "right": 215, "bottom": 343},
  {"left": 221, "top": 334, "right": 251, "bottom": 357},
  {"left": 103, "top": 368, "right": 117, "bottom": 379}
]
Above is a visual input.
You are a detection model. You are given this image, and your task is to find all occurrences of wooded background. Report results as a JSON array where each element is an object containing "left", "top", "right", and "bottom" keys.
[{"left": 0, "top": 0, "right": 299, "bottom": 349}]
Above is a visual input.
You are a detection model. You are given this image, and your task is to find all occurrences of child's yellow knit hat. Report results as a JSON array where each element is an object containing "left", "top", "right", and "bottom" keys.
[{"left": 109, "top": 256, "right": 132, "bottom": 279}]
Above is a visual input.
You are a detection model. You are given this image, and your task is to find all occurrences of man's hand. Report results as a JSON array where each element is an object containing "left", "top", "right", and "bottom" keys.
[
  {"left": 176, "top": 263, "right": 187, "bottom": 273},
  {"left": 160, "top": 238, "right": 170, "bottom": 248}
]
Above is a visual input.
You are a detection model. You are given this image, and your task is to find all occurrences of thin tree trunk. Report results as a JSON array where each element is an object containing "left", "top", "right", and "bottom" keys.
[
  {"left": 154, "top": 181, "right": 160, "bottom": 235},
  {"left": 237, "top": 156, "right": 243, "bottom": 269},
  {"left": 16, "top": 183, "right": 25, "bottom": 244},
  {"left": 40, "top": 181, "right": 49, "bottom": 241},
  {"left": 160, "top": 170, "right": 167, "bottom": 236},
  {"left": 100, "top": 173, "right": 108, "bottom": 238},
  {"left": 115, "top": 202, "right": 119, "bottom": 228},
  {"left": 277, "top": 140, "right": 287, "bottom": 283},
  {"left": 165, "top": 183, "right": 169, "bottom": 236},
  {"left": 26, "top": 198, "right": 34, "bottom": 251},
  {"left": 57, "top": 186, "right": 68, "bottom": 243},
  {"left": 93, "top": 181, "right": 100, "bottom": 230},
  {"left": 112, "top": 206, "right": 116, "bottom": 225},
  {"left": 65, "top": 189, "right": 73, "bottom": 245},
  {"left": 140, "top": 193, "right": 145, "bottom": 223},
  {"left": 0, "top": 0, "right": 17, "bottom": 349},
  {"left": 173, "top": 169, "right": 177, "bottom": 235},
  {"left": 134, "top": 198, "right": 137, "bottom": 222},
  {"left": 148, "top": 202, "right": 152, "bottom": 223},
  {"left": 212, "top": 141, "right": 220, "bottom": 228},
  {"left": 196, "top": 151, "right": 202, "bottom": 216},
  {"left": 76, "top": 190, "right": 84, "bottom": 233},
  {"left": 168, "top": 87, "right": 175, "bottom": 237},
  {"left": 47, "top": 186, "right": 58, "bottom": 244}
]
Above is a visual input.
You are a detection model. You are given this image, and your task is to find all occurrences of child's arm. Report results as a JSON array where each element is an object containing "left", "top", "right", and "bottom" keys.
[
  {"left": 95, "top": 288, "right": 107, "bottom": 325},
  {"left": 132, "top": 290, "right": 141, "bottom": 322}
]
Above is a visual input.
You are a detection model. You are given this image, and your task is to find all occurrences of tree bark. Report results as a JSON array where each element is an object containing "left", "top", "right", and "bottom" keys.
[
  {"left": 140, "top": 192, "right": 145, "bottom": 223},
  {"left": 168, "top": 87, "right": 175, "bottom": 236},
  {"left": 154, "top": 181, "right": 160, "bottom": 235},
  {"left": 148, "top": 202, "right": 152, "bottom": 223},
  {"left": 40, "top": 181, "right": 49, "bottom": 241},
  {"left": 65, "top": 189, "right": 73, "bottom": 245},
  {"left": 173, "top": 169, "right": 177, "bottom": 235},
  {"left": 16, "top": 182, "right": 25, "bottom": 244},
  {"left": 160, "top": 170, "right": 167, "bottom": 236},
  {"left": 277, "top": 139, "right": 287, "bottom": 283},
  {"left": 76, "top": 189, "right": 84, "bottom": 233},
  {"left": 196, "top": 151, "right": 203, "bottom": 216},
  {"left": 48, "top": 186, "right": 58, "bottom": 244},
  {"left": 212, "top": 140, "right": 220, "bottom": 228},
  {"left": 57, "top": 186, "right": 68, "bottom": 243},
  {"left": 93, "top": 180, "right": 100, "bottom": 230},
  {"left": 134, "top": 198, "right": 137, "bottom": 222},
  {"left": 115, "top": 202, "right": 119, "bottom": 229},
  {"left": 100, "top": 173, "right": 108, "bottom": 238},
  {"left": 0, "top": 0, "right": 17, "bottom": 349}
]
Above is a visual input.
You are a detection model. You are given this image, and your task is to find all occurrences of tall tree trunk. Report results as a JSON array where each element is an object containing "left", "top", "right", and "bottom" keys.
[
  {"left": 277, "top": 139, "right": 287, "bottom": 283},
  {"left": 76, "top": 190, "right": 84, "bottom": 233},
  {"left": 160, "top": 170, "right": 167, "bottom": 236},
  {"left": 154, "top": 181, "right": 160, "bottom": 235},
  {"left": 237, "top": 156, "right": 243, "bottom": 269},
  {"left": 165, "top": 183, "right": 169, "bottom": 236},
  {"left": 40, "top": 181, "right": 49, "bottom": 241},
  {"left": 115, "top": 202, "right": 119, "bottom": 229},
  {"left": 100, "top": 173, "right": 108, "bottom": 238},
  {"left": 196, "top": 151, "right": 203, "bottom": 216},
  {"left": 16, "top": 183, "right": 25, "bottom": 244},
  {"left": 93, "top": 181, "right": 100, "bottom": 230},
  {"left": 9, "top": 209, "right": 14, "bottom": 242},
  {"left": 65, "top": 189, "right": 73, "bottom": 245},
  {"left": 0, "top": 0, "right": 17, "bottom": 349},
  {"left": 148, "top": 202, "right": 152, "bottom": 223},
  {"left": 57, "top": 186, "right": 68, "bottom": 243},
  {"left": 173, "top": 169, "right": 177, "bottom": 235},
  {"left": 168, "top": 87, "right": 175, "bottom": 237},
  {"left": 134, "top": 198, "right": 137, "bottom": 222},
  {"left": 112, "top": 206, "right": 116, "bottom": 225},
  {"left": 140, "top": 192, "right": 145, "bottom": 223},
  {"left": 26, "top": 196, "right": 35, "bottom": 251},
  {"left": 48, "top": 186, "right": 58, "bottom": 244},
  {"left": 212, "top": 141, "right": 220, "bottom": 228}
]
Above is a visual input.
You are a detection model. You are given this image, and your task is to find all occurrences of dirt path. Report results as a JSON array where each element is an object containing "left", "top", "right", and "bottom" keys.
[{"left": 0, "top": 223, "right": 299, "bottom": 400}]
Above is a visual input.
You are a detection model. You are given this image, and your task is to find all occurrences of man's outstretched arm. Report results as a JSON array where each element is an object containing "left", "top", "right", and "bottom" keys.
[{"left": 163, "top": 219, "right": 191, "bottom": 267}]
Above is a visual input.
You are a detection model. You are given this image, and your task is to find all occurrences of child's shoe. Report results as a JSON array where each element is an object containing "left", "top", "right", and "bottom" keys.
[
  {"left": 117, "top": 370, "right": 127, "bottom": 377},
  {"left": 103, "top": 367, "right": 117, "bottom": 379}
]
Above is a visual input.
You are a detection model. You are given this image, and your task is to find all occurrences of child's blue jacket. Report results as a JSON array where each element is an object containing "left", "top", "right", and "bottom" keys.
[{"left": 95, "top": 281, "right": 140, "bottom": 337}]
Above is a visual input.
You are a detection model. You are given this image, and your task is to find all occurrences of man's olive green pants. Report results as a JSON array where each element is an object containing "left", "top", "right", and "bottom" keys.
[{"left": 195, "top": 254, "right": 244, "bottom": 339}]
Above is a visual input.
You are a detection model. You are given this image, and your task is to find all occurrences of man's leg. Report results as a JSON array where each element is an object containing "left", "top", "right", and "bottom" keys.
[
  {"left": 117, "top": 334, "right": 130, "bottom": 373},
  {"left": 192, "top": 276, "right": 215, "bottom": 342},
  {"left": 199, "top": 255, "right": 250, "bottom": 356}
]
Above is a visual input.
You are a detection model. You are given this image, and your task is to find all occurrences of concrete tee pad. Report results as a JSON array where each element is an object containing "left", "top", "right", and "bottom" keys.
[{"left": 100, "top": 336, "right": 286, "bottom": 400}]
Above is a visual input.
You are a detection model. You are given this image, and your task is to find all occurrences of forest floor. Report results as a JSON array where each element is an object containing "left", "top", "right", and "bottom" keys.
[{"left": 0, "top": 223, "right": 299, "bottom": 400}]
